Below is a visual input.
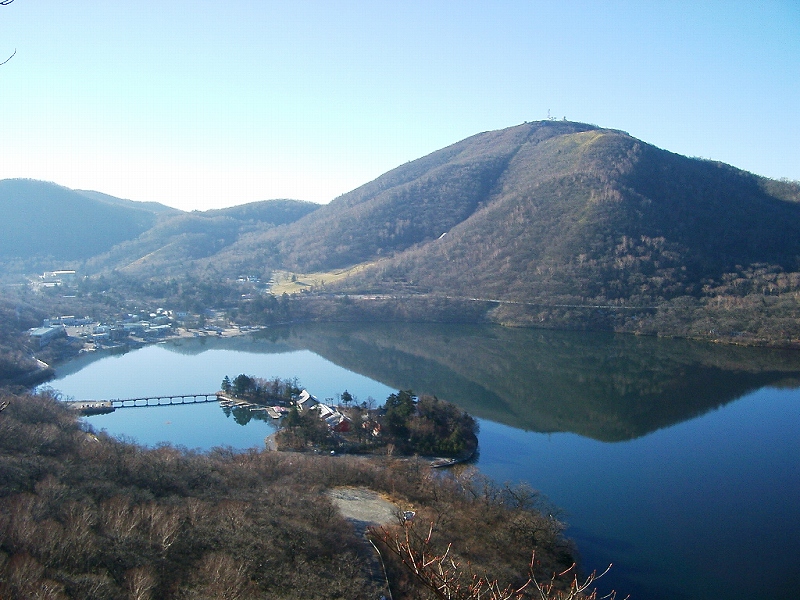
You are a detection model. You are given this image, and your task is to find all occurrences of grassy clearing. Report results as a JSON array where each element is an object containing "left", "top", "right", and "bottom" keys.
[{"left": 269, "top": 262, "right": 375, "bottom": 295}]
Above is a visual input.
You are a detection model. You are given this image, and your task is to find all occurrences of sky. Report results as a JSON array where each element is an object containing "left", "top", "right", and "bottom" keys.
[{"left": 0, "top": 1, "right": 798, "bottom": 211}]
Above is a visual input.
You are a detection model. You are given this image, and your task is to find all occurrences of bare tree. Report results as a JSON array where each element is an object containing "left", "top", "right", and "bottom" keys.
[
  {"left": 63, "top": 501, "right": 98, "bottom": 562},
  {"left": 371, "top": 521, "right": 626, "bottom": 600},
  {"left": 125, "top": 566, "right": 157, "bottom": 600},
  {"left": 141, "top": 502, "right": 183, "bottom": 554},
  {"left": 100, "top": 496, "right": 142, "bottom": 541},
  {"left": 190, "top": 553, "right": 253, "bottom": 600}
]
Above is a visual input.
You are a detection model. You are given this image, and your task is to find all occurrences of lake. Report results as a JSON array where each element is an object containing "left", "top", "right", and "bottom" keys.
[{"left": 43, "top": 323, "right": 800, "bottom": 600}]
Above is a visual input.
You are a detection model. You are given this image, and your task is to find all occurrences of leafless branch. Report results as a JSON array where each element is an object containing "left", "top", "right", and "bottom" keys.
[
  {"left": 0, "top": 48, "right": 15, "bottom": 66},
  {"left": 370, "top": 521, "right": 628, "bottom": 600},
  {"left": 1, "top": 0, "right": 17, "bottom": 67}
]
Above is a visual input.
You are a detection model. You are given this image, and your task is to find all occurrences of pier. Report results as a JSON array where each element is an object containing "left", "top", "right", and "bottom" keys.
[
  {"left": 66, "top": 393, "right": 222, "bottom": 414},
  {"left": 66, "top": 393, "right": 290, "bottom": 418}
]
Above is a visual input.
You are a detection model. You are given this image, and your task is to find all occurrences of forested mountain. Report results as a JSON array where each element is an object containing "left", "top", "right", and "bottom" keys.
[
  {"left": 373, "top": 126, "right": 800, "bottom": 306},
  {"left": 262, "top": 122, "right": 800, "bottom": 299},
  {"left": 85, "top": 200, "right": 319, "bottom": 276},
  {"left": 204, "top": 121, "right": 800, "bottom": 311},
  {"left": 9, "top": 122, "right": 800, "bottom": 301},
  {"left": 0, "top": 179, "right": 160, "bottom": 262},
  {"left": 0, "top": 178, "right": 318, "bottom": 276},
  {"left": 211, "top": 121, "right": 603, "bottom": 272}
]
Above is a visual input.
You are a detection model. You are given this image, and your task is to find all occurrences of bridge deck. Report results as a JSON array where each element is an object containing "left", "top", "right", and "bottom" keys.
[{"left": 66, "top": 393, "right": 222, "bottom": 412}]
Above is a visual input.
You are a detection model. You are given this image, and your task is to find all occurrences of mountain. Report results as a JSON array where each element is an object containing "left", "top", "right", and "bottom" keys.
[
  {"left": 373, "top": 124, "right": 800, "bottom": 305},
  {"left": 4, "top": 120, "right": 800, "bottom": 344},
  {"left": 0, "top": 179, "right": 160, "bottom": 262},
  {"left": 200, "top": 121, "right": 800, "bottom": 338},
  {"left": 213, "top": 121, "right": 605, "bottom": 272},
  {"left": 0, "top": 178, "right": 319, "bottom": 274}
]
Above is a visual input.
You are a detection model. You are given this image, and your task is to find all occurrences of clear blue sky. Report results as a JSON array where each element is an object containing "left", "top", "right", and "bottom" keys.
[{"left": 1, "top": 1, "right": 798, "bottom": 211}]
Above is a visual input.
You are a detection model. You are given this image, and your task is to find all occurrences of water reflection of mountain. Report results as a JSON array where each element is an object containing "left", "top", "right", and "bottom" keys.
[
  {"left": 50, "top": 324, "right": 800, "bottom": 441},
  {"left": 162, "top": 330, "right": 297, "bottom": 355},
  {"left": 48, "top": 344, "right": 132, "bottom": 379},
  {"left": 275, "top": 323, "right": 800, "bottom": 442},
  {"left": 49, "top": 331, "right": 298, "bottom": 379}
]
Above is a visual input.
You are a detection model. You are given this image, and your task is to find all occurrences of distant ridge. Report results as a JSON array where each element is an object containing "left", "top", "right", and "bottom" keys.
[
  {"left": 0, "top": 179, "right": 159, "bottom": 262},
  {"left": 75, "top": 190, "right": 181, "bottom": 216},
  {"left": 0, "top": 178, "right": 320, "bottom": 273},
  {"left": 205, "top": 199, "right": 320, "bottom": 225},
  {"left": 84, "top": 198, "right": 320, "bottom": 275}
]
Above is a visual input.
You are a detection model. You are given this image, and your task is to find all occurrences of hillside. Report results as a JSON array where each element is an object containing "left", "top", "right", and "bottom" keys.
[
  {"left": 372, "top": 129, "right": 800, "bottom": 305},
  {"left": 211, "top": 120, "right": 800, "bottom": 302},
  {"left": 205, "top": 198, "right": 319, "bottom": 225},
  {"left": 0, "top": 179, "right": 159, "bottom": 263},
  {"left": 0, "top": 179, "right": 319, "bottom": 276},
  {"left": 0, "top": 392, "right": 576, "bottom": 600},
  {"left": 85, "top": 199, "right": 319, "bottom": 276},
  {"left": 211, "top": 121, "right": 602, "bottom": 272}
]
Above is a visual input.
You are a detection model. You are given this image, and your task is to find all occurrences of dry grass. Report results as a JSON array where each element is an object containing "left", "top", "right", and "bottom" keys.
[{"left": 269, "top": 262, "right": 377, "bottom": 295}]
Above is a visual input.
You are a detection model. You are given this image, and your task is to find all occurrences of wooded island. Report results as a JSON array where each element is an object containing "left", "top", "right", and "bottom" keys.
[{"left": 219, "top": 373, "right": 479, "bottom": 460}]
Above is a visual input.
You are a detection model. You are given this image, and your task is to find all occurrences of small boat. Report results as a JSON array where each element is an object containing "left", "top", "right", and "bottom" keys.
[{"left": 430, "top": 458, "right": 458, "bottom": 468}]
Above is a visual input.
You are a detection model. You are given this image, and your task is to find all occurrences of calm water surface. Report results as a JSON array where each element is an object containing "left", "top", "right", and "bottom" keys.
[
  {"left": 478, "top": 388, "right": 800, "bottom": 599},
  {"left": 44, "top": 324, "right": 800, "bottom": 600},
  {"left": 48, "top": 341, "right": 395, "bottom": 449}
]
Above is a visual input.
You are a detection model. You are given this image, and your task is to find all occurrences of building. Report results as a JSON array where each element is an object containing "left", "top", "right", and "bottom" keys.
[
  {"left": 311, "top": 400, "right": 352, "bottom": 432},
  {"left": 296, "top": 390, "right": 319, "bottom": 411},
  {"left": 39, "top": 270, "right": 77, "bottom": 287},
  {"left": 296, "top": 390, "right": 351, "bottom": 432},
  {"left": 29, "top": 326, "right": 67, "bottom": 348}
]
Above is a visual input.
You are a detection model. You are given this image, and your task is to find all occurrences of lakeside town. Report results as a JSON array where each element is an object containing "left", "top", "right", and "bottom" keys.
[
  {"left": 24, "top": 269, "right": 272, "bottom": 365},
  {"left": 24, "top": 271, "right": 482, "bottom": 463},
  {"left": 30, "top": 308, "right": 244, "bottom": 351}
]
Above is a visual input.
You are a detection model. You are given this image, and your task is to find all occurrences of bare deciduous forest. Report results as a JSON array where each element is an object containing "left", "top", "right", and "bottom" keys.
[{"left": 0, "top": 392, "right": 585, "bottom": 600}]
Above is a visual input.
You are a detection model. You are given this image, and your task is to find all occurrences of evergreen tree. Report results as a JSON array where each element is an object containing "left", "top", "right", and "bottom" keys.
[
  {"left": 341, "top": 390, "right": 353, "bottom": 407},
  {"left": 384, "top": 390, "right": 415, "bottom": 440},
  {"left": 232, "top": 374, "right": 254, "bottom": 397}
]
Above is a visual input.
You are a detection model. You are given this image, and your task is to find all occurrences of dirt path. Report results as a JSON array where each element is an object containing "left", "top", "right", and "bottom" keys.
[
  {"left": 327, "top": 487, "right": 400, "bottom": 532},
  {"left": 327, "top": 487, "right": 400, "bottom": 599}
]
